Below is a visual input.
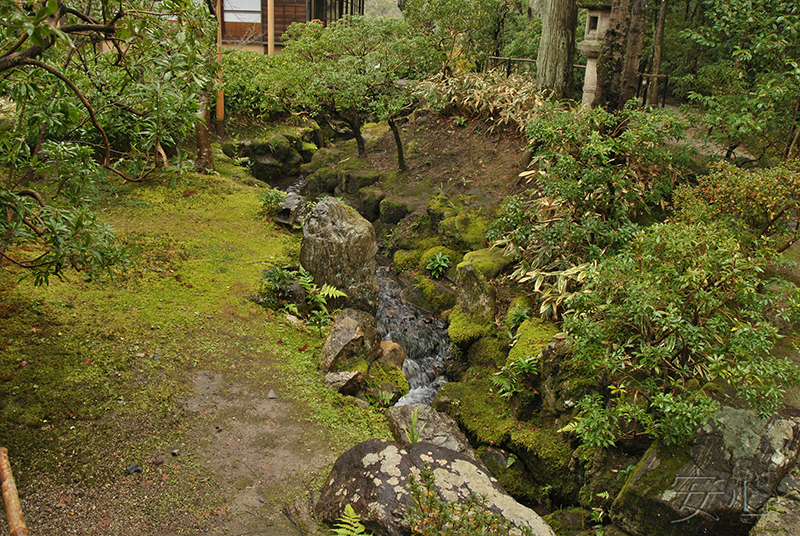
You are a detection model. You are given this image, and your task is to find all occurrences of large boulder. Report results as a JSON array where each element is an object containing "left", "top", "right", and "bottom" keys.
[
  {"left": 300, "top": 197, "right": 380, "bottom": 314},
  {"left": 319, "top": 309, "right": 381, "bottom": 373},
  {"left": 611, "top": 406, "right": 800, "bottom": 536},
  {"left": 314, "top": 438, "right": 556, "bottom": 536},
  {"left": 386, "top": 404, "right": 478, "bottom": 463}
]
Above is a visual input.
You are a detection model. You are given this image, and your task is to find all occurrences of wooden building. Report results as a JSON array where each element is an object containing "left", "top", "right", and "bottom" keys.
[{"left": 221, "top": 0, "right": 365, "bottom": 52}]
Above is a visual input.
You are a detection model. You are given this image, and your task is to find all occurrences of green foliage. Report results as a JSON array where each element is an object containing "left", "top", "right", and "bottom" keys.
[
  {"left": 221, "top": 50, "right": 290, "bottom": 119},
  {"left": 425, "top": 252, "right": 452, "bottom": 278},
  {"left": 403, "top": 0, "right": 530, "bottom": 74},
  {"left": 280, "top": 16, "right": 437, "bottom": 158},
  {"left": 490, "top": 103, "right": 689, "bottom": 318},
  {"left": 675, "top": 160, "right": 800, "bottom": 252},
  {"left": 563, "top": 220, "right": 800, "bottom": 447},
  {"left": 1, "top": 0, "right": 215, "bottom": 283},
  {"left": 679, "top": 0, "right": 800, "bottom": 161},
  {"left": 332, "top": 504, "right": 372, "bottom": 536},
  {"left": 256, "top": 265, "right": 346, "bottom": 331},
  {"left": 260, "top": 188, "right": 288, "bottom": 218},
  {"left": 505, "top": 305, "right": 531, "bottom": 340},
  {"left": 403, "top": 408, "right": 427, "bottom": 443},
  {"left": 407, "top": 464, "right": 534, "bottom": 536}
]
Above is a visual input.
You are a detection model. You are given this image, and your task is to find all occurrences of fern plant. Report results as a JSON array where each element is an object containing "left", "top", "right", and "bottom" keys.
[{"left": 332, "top": 504, "right": 372, "bottom": 536}]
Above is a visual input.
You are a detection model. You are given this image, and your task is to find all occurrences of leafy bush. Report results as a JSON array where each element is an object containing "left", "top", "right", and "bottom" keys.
[
  {"left": 562, "top": 220, "right": 800, "bottom": 447},
  {"left": 489, "top": 103, "right": 689, "bottom": 318},
  {"left": 675, "top": 160, "right": 800, "bottom": 252},
  {"left": 221, "top": 50, "right": 297, "bottom": 119}
]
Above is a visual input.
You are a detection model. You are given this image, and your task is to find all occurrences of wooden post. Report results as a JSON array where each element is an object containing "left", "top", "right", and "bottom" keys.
[
  {"left": 267, "top": 0, "right": 275, "bottom": 55},
  {"left": 0, "top": 448, "right": 29, "bottom": 536},
  {"left": 215, "top": 0, "right": 225, "bottom": 137}
]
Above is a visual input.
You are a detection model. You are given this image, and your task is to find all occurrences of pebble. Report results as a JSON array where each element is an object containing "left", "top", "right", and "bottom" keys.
[
  {"left": 171, "top": 449, "right": 179, "bottom": 457},
  {"left": 126, "top": 462, "right": 142, "bottom": 474},
  {"left": 268, "top": 390, "right": 278, "bottom": 399}
]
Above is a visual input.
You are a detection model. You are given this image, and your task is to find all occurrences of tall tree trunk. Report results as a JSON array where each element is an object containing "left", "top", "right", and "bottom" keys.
[
  {"left": 195, "top": 91, "right": 214, "bottom": 173},
  {"left": 597, "top": 0, "right": 633, "bottom": 110},
  {"left": 647, "top": 0, "right": 668, "bottom": 106},
  {"left": 619, "top": 0, "right": 648, "bottom": 105},
  {"left": 388, "top": 118, "right": 406, "bottom": 171},
  {"left": 536, "top": 0, "right": 578, "bottom": 99}
]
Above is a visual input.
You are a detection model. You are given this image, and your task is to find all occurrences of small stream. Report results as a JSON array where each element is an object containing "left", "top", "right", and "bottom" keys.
[{"left": 375, "top": 263, "right": 451, "bottom": 405}]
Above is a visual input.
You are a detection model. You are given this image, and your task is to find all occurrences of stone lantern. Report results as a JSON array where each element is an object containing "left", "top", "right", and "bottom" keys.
[{"left": 576, "top": 1, "right": 612, "bottom": 107}]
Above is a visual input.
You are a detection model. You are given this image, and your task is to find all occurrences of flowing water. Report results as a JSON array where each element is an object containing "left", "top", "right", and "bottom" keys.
[{"left": 375, "top": 263, "right": 451, "bottom": 405}]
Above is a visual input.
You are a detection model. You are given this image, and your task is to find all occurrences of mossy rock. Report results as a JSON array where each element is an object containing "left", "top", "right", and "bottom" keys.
[
  {"left": 461, "top": 248, "right": 513, "bottom": 279},
  {"left": 479, "top": 446, "right": 547, "bottom": 506},
  {"left": 339, "top": 170, "right": 382, "bottom": 195},
  {"left": 300, "top": 167, "right": 339, "bottom": 199},
  {"left": 466, "top": 336, "right": 507, "bottom": 370},
  {"left": 539, "top": 341, "right": 601, "bottom": 417},
  {"left": 447, "top": 306, "right": 495, "bottom": 347},
  {"left": 411, "top": 274, "right": 457, "bottom": 314},
  {"left": 510, "top": 425, "right": 579, "bottom": 505},
  {"left": 418, "top": 246, "right": 461, "bottom": 278},
  {"left": 379, "top": 199, "right": 410, "bottom": 225},
  {"left": 366, "top": 360, "right": 410, "bottom": 395},
  {"left": 544, "top": 507, "right": 592, "bottom": 536},
  {"left": 221, "top": 142, "right": 237, "bottom": 158},
  {"left": 433, "top": 372, "right": 517, "bottom": 446},
  {"left": 426, "top": 194, "right": 457, "bottom": 222},
  {"left": 299, "top": 141, "right": 318, "bottom": 163},
  {"left": 391, "top": 215, "right": 438, "bottom": 251},
  {"left": 264, "top": 134, "right": 292, "bottom": 160},
  {"left": 609, "top": 442, "right": 694, "bottom": 536},
  {"left": 440, "top": 211, "right": 490, "bottom": 251},
  {"left": 358, "top": 187, "right": 385, "bottom": 222},
  {"left": 507, "top": 318, "right": 557, "bottom": 366},
  {"left": 393, "top": 249, "right": 422, "bottom": 274}
]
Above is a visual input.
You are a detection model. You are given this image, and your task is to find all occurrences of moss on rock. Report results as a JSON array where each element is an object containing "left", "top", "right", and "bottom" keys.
[
  {"left": 461, "top": 248, "right": 513, "bottom": 279},
  {"left": 418, "top": 245, "right": 461, "bottom": 277},
  {"left": 412, "top": 275, "right": 457, "bottom": 313},
  {"left": 393, "top": 249, "right": 422, "bottom": 274},
  {"left": 440, "top": 211, "right": 490, "bottom": 251},
  {"left": 466, "top": 337, "right": 507, "bottom": 370},
  {"left": 507, "top": 318, "right": 557, "bottom": 366},
  {"left": 366, "top": 360, "right": 410, "bottom": 395},
  {"left": 448, "top": 306, "right": 495, "bottom": 346}
]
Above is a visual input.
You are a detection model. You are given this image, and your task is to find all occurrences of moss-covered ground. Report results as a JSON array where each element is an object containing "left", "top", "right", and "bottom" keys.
[{"left": 0, "top": 153, "right": 388, "bottom": 535}]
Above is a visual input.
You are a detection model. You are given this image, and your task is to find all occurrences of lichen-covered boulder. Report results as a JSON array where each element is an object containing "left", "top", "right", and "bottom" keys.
[
  {"left": 386, "top": 404, "right": 479, "bottom": 462},
  {"left": 314, "top": 438, "right": 556, "bottom": 536},
  {"left": 300, "top": 197, "right": 380, "bottom": 314},
  {"left": 319, "top": 309, "right": 381, "bottom": 373},
  {"left": 752, "top": 485, "right": 800, "bottom": 535},
  {"left": 611, "top": 407, "right": 800, "bottom": 536}
]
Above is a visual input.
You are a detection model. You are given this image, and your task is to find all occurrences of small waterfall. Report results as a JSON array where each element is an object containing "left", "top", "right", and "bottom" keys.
[{"left": 376, "top": 263, "right": 450, "bottom": 405}]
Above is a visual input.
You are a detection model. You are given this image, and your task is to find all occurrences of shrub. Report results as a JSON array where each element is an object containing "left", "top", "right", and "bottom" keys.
[
  {"left": 489, "top": 103, "right": 690, "bottom": 318},
  {"left": 562, "top": 220, "right": 800, "bottom": 447}
]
